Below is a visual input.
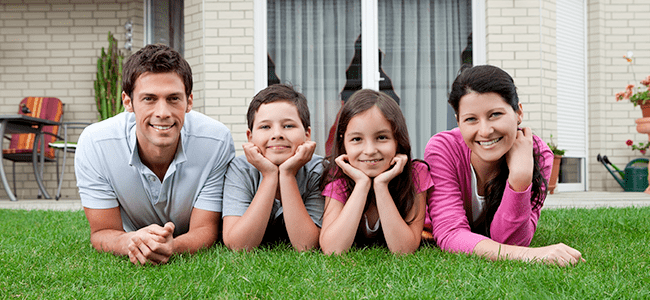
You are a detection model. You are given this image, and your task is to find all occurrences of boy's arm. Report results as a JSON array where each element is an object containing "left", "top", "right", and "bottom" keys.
[
  {"left": 278, "top": 141, "right": 320, "bottom": 251},
  {"left": 222, "top": 144, "right": 279, "bottom": 251}
]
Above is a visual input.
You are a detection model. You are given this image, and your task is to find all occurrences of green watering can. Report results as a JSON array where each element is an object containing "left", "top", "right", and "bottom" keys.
[{"left": 597, "top": 154, "right": 649, "bottom": 192}]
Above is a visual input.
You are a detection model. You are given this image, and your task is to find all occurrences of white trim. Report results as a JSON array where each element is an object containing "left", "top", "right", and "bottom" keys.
[
  {"left": 144, "top": 0, "right": 151, "bottom": 45},
  {"left": 471, "top": 0, "right": 486, "bottom": 65},
  {"left": 361, "top": 0, "right": 379, "bottom": 90},
  {"left": 253, "top": 0, "right": 267, "bottom": 94}
]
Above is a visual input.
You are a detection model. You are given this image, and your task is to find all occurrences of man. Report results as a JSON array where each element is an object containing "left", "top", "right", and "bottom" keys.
[{"left": 75, "top": 44, "right": 235, "bottom": 265}]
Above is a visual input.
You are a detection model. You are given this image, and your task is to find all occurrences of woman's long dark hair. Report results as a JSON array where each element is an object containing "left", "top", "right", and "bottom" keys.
[
  {"left": 448, "top": 65, "right": 548, "bottom": 236},
  {"left": 320, "top": 89, "right": 419, "bottom": 224}
]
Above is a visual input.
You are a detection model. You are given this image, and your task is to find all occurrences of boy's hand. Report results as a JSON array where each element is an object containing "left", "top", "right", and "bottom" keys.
[
  {"left": 279, "top": 141, "right": 316, "bottom": 176},
  {"left": 243, "top": 142, "right": 278, "bottom": 176},
  {"left": 127, "top": 222, "right": 175, "bottom": 265},
  {"left": 335, "top": 154, "right": 370, "bottom": 184},
  {"left": 374, "top": 154, "right": 407, "bottom": 186},
  {"left": 506, "top": 127, "right": 534, "bottom": 192}
]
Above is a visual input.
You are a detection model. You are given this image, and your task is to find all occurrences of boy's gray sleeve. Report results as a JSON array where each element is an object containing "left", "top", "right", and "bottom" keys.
[
  {"left": 222, "top": 157, "right": 258, "bottom": 217},
  {"left": 303, "top": 157, "right": 325, "bottom": 227}
]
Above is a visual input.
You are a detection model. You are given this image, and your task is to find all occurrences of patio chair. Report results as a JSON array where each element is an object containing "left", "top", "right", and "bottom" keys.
[
  {"left": 2, "top": 97, "right": 63, "bottom": 198},
  {"left": 48, "top": 121, "right": 91, "bottom": 200}
]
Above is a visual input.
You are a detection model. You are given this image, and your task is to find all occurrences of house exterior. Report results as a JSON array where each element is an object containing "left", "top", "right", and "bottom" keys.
[{"left": 0, "top": 0, "right": 648, "bottom": 199}]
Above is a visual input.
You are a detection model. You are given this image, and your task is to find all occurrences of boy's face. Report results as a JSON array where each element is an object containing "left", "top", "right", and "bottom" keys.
[
  {"left": 246, "top": 101, "right": 311, "bottom": 165},
  {"left": 123, "top": 72, "right": 192, "bottom": 156}
]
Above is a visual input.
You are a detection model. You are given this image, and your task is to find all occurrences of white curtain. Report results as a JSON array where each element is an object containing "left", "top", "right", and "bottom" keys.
[
  {"left": 379, "top": 0, "right": 472, "bottom": 158},
  {"left": 268, "top": 0, "right": 471, "bottom": 158},
  {"left": 268, "top": 0, "right": 361, "bottom": 156}
]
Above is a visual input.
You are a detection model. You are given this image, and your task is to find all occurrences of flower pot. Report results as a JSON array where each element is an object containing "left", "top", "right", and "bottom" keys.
[
  {"left": 641, "top": 104, "right": 650, "bottom": 118},
  {"left": 548, "top": 155, "right": 562, "bottom": 194}
]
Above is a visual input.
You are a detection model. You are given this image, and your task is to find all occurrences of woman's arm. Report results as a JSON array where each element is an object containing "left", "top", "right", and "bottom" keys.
[
  {"left": 473, "top": 239, "right": 583, "bottom": 266},
  {"left": 490, "top": 130, "right": 553, "bottom": 246}
]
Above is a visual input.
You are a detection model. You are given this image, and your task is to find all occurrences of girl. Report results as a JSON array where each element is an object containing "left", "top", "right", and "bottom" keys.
[
  {"left": 424, "top": 65, "right": 583, "bottom": 266},
  {"left": 320, "top": 89, "right": 432, "bottom": 254}
]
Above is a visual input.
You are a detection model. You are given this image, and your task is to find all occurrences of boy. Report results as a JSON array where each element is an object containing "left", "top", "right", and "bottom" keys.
[{"left": 222, "top": 84, "right": 324, "bottom": 251}]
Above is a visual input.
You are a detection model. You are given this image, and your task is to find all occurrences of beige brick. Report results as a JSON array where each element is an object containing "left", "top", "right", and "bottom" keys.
[{"left": 51, "top": 19, "right": 74, "bottom": 26}]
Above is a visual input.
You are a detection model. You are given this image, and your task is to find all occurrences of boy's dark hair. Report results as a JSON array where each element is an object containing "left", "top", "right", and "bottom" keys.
[
  {"left": 122, "top": 44, "right": 193, "bottom": 99},
  {"left": 247, "top": 84, "right": 311, "bottom": 130}
]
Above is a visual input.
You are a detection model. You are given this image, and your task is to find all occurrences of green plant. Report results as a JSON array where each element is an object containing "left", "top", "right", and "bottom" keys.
[
  {"left": 615, "top": 52, "right": 650, "bottom": 107},
  {"left": 547, "top": 134, "right": 565, "bottom": 156},
  {"left": 94, "top": 31, "right": 124, "bottom": 121}
]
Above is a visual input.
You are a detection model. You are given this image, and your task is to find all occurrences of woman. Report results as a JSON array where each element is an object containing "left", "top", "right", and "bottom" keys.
[{"left": 424, "top": 65, "right": 583, "bottom": 266}]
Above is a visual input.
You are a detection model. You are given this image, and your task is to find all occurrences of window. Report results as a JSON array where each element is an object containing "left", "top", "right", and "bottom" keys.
[
  {"left": 257, "top": 0, "right": 480, "bottom": 157},
  {"left": 145, "top": 0, "right": 184, "bottom": 56}
]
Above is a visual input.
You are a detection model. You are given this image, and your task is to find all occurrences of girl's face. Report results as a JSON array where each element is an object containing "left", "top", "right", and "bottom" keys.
[
  {"left": 343, "top": 105, "right": 397, "bottom": 178},
  {"left": 457, "top": 92, "right": 523, "bottom": 165}
]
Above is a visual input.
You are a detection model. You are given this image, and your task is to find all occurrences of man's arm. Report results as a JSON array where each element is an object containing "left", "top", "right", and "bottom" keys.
[{"left": 172, "top": 207, "right": 220, "bottom": 254}]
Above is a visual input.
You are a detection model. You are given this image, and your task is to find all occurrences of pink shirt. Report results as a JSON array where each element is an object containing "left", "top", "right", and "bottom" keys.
[
  {"left": 424, "top": 128, "right": 553, "bottom": 254},
  {"left": 322, "top": 161, "right": 433, "bottom": 204}
]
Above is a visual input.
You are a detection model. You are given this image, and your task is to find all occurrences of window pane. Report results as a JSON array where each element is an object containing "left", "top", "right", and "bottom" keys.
[
  {"left": 559, "top": 157, "right": 582, "bottom": 184},
  {"left": 378, "top": 0, "right": 472, "bottom": 158},
  {"left": 267, "top": 0, "right": 361, "bottom": 156},
  {"left": 147, "top": 0, "right": 184, "bottom": 56}
]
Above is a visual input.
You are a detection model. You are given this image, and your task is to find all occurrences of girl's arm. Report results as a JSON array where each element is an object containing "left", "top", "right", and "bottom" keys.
[
  {"left": 490, "top": 130, "right": 553, "bottom": 246},
  {"left": 373, "top": 155, "right": 425, "bottom": 254},
  {"left": 320, "top": 155, "right": 372, "bottom": 255},
  {"left": 473, "top": 239, "right": 583, "bottom": 266}
]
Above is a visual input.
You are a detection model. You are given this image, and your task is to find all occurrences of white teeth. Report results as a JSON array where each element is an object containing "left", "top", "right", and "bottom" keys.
[
  {"left": 478, "top": 137, "right": 501, "bottom": 146},
  {"left": 361, "top": 159, "right": 382, "bottom": 163},
  {"left": 153, "top": 125, "right": 172, "bottom": 130}
]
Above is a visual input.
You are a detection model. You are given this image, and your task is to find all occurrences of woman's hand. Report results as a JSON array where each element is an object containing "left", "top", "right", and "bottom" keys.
[
  {"left": 374, "top": 154, "right": 407, "bottom": 186},
  {"left": 506, "top": 127, "right": 534, "bottom": 192},
  {"left": 335, "top": 154, "right": 370, "bottom": 185},
  {"left": 521, "top": 243, "right": 585, "bottom": 267}
]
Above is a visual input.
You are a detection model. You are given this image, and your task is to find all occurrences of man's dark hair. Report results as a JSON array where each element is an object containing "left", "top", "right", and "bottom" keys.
[
  {"left": 122, "top": 44, "right": 192, "bottom": 99},
  {"left": 247, "top": 84, "right": 311, "bottom": 131}
]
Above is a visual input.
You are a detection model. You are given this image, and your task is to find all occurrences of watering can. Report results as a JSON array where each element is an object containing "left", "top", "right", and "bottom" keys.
[{"left": 596, "top": 154, "right": 649, "bottom": 192}]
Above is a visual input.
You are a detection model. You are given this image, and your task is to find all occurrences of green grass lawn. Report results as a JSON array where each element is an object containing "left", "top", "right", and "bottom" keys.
[{"left": 1, "top": 207, "right": 649, "bottom": 299}]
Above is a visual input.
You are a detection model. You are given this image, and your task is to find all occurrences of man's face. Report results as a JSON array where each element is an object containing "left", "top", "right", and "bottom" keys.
[
  {"left": 123, "top": 72, "right": 192, "bottom": 155},
  {"left": 246, "top": 101, "right": 310, "bottom": 165}
]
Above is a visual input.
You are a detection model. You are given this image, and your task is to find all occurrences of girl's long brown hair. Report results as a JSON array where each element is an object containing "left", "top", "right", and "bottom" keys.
[{"left": 320, "top": 89, "right": 421, "bottom": 223}]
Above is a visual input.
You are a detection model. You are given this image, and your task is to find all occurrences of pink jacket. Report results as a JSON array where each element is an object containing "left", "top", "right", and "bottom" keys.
[{"left": 423, "top": 128, "right": 553, "bottom": 254}]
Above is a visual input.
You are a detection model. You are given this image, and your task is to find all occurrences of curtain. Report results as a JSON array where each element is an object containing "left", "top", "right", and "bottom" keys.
[
  {"left": 268, "top": 0, "right": 471, "bottom": 158},
  {"left": 379, "top": 0, "right": 472, "bottom": 158},
  {"left": 268, "top": 0, "right": 361, "bottom": 156}
]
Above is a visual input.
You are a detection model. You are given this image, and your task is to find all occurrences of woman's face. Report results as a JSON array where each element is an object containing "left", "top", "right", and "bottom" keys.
[{"left": 457, "top": 92, "right": 523, "bottom": 165}]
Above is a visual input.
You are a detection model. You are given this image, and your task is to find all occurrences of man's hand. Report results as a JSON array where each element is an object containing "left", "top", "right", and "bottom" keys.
[
  {"left": 127, "top": 222, "right": 175, "bottom": 265},
  {"left": 242, "top": 142, "right": 278, "bottom": 176},
  {"left": 506, "top": 127, "right": 534, "bottom": 192},
  {"left": 279, "top": 141, "right": 316, "bottom": 176},
  {"left": 373, "top": 154, "right": 407, "bottom": 186}
]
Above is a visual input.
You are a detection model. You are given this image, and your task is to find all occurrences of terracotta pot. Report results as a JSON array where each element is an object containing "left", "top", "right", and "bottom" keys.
[
  {"left": 641, "top": 103, "right": 650, "bottom": 118},
  {"left": 548, "top": 155, "right": 562, "bottom": 194}
]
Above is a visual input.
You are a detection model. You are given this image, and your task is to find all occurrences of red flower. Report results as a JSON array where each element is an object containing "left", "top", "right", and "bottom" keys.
[
  {"left": 641, "top": 149, "right": 646, "bottom": 155},
  {"left": 627, "top": 139, "right": 634, "bottom": 146}
]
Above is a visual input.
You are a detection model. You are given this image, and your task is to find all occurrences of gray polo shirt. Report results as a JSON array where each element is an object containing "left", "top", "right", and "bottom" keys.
[
  {"left": 75, "top": 111, "right": 235, "bottom": 236},
  {"left": 222, "top": 155, "right": 325, "bottom": 227}
]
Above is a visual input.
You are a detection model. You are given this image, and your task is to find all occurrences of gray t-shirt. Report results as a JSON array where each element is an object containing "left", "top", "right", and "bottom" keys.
[
  {"left": 75, "top": 111, "right": 235, "bottom": 236},
  {"left": 222, "top": 155, "right": 325, "bottom": 228}
]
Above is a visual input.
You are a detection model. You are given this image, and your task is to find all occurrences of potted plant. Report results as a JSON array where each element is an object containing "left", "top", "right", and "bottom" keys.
[
  {"left": 546, "top": 134, "right": 565, "bottom": 194},
  {"left": 94, "top": 31, "right": 125, "bottom": 121},
  {"left": 615, "top": 52, "right": 650, "bottom": 117}
]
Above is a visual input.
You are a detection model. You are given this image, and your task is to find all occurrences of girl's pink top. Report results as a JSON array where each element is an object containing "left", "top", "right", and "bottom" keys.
[
  {"left": 423, "top": 128, "right": 553, "bottom": 254},
  {"left": 322, "top": 161, "right": 433, "bottom": 204}
]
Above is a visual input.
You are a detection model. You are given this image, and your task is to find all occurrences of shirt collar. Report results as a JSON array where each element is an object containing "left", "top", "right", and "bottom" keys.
[{"left": 127, "top": 117, "right": 188, "bottom": 168}]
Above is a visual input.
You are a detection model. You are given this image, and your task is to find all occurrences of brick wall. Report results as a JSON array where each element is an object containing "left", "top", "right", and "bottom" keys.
[
  {"left": 485, "top": 0, "right": 557, "bottom": 142},
  {"left": 0, "top": 0, "right": 142, "bottom": 199},
  {"left": 588, "top": 0, "right": 650, "bottom": 191},
  {"left": 200, "top": 0, "right": 254, "bottom": 155}
]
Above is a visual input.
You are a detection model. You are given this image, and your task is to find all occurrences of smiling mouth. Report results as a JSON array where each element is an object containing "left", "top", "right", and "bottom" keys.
[
  {"left": 267, "top": 146, "right": 290, "bottom": 150},
  {"left": 477, "top": 137, "right": 502, "bottom": 146},
  {"left": 360, "top": 159, "right": 383, "bottom": 164},
  {"left": 151, "top": 124, "right": 174, "bottom": 130}
]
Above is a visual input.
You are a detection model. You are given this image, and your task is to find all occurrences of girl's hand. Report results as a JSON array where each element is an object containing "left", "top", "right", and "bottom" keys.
[
  {"left": 373, "top": 154, "right": 407, "bottom": 186},
  {"left": 335, "top": 154, "right": 370, "bottom": 184},
  {"left": 521, "top": 243, "right": 585, "bottom": 267},
  {"left": 506, "top": 127, "right": 534, "bottom": 192},
  {"left": 243, "top": 142, "right": 278, "bottom": 177}
]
